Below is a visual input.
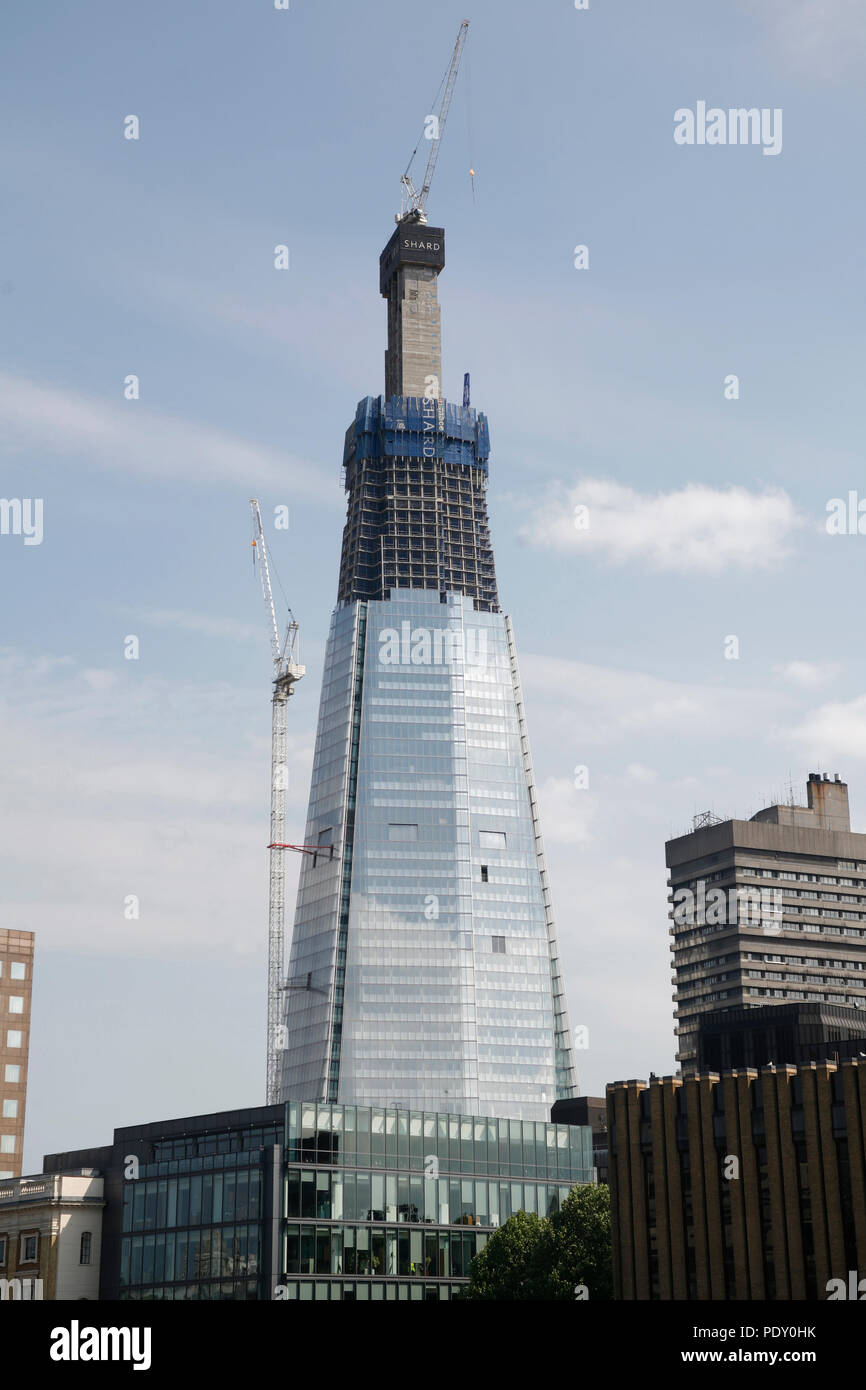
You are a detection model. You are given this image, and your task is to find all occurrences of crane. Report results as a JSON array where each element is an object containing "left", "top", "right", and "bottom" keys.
[
  {"left": 249, "top": 499, "right": 306, "bottom": 1105},
  {"left": 399, "top": 19, "right": 469, "bottom": 224}
]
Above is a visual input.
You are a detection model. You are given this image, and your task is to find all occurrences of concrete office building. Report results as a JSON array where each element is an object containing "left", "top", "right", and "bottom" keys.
[
  {"left": 667, "top": 774, "right": 866, "bottom": 1075},
  {"left": 608, "top": 1060, "right": 866, "bottom": 1301},
  {"left": 279, "top": 215, "right": 576, "bottom": 1118},
  {"left": 0, "top": 930, "right": 34, "bottom": 1179},
  {"left": 43, "top": 1100, "right": 593, "bottom": 1301}
]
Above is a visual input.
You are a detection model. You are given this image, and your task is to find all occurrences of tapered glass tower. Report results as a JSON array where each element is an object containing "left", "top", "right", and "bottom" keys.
[{"left": 280, "top": 219, "right": 576, "bottom": 1120}]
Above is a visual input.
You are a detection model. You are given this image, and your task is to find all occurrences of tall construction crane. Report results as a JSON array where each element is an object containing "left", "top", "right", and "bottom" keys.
[
  {"left": 249, "top": 499, "right": 305, "bottom": 1105},
  {"left": 399, "top": 19, "right": 469, "bottom": 224}
]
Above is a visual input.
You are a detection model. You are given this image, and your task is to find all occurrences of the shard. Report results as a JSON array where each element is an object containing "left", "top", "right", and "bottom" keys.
[{"left": 280, "top": 217, "right": 576, "bottom": 1120}]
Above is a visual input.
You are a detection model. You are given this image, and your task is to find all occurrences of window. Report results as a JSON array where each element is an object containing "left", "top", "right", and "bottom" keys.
[
  {"left": 4, "top": 1066, "right": 20, "bottom": 1084},
  {"left": 2, "top": 1101, "right": 17, "bottom": 1119},
  {"left": 5, "top": 1032, "right": 22, "bottom": 1049},
  {"left": 0, "top": 1237, "right": 6, "bottom": 1265},
  {"left": 0, "top": 1136, "right": 16, "bottom": 1154},
  {"left": 80, "top": 1232, "right": 92, "bottom": 1266},
  {"left": 492, "top": 937, "right": 506, "bottom": 954},
  {"left": 20, "top": 1233, "right": 38, "bottom": 1263},
  {"left": 317, "top": 827, "right": 333, "bottom": 848},
  {"left": 8, "top": 997, "right": 23, "bottom": 1014},
  {"left": 388, "top": 823, "right": 418, "bottom": 842},
  {"left": 10, "top": 963, "right": 25, "bottom": 981},
  {"left": 480, "top": 865, "right": 488, "bottom": 883},
  {"left": 479, "top": 831, "right": 506, "bottom": 849}
]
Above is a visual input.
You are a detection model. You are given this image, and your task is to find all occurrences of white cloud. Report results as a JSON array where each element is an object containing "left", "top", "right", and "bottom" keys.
[
  {"left": 521, "top": 653, "right": 783, "bottom": 746},
  {"left": 520, "top": 479, "right": 804, "bottom": 574},
  {"left": 788, "top": 695, "right": 866, "bottom": 761},
  {"left": 535, "top": 776, "right": 597, "bottom": 846},
  {"left": 0, "top": 371, "right": 340, "bottom": 503},
  {"left": 143, "top": 609, "right": 261, "bottom": 643},
  {"left": 625, "top": 763, "right": 658, "bottom": 783},
  {"left": 775, "top": 660, "right": 841, "bottom": 688},
  {"left": 740, "top": 0, "right": 866, "bottom": 79}
]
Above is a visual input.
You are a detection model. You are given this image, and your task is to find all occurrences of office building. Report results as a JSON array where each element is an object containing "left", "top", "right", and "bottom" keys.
[
  {"left": 280, "top": 217, "right": 575, "bottom": 1118},
  {"left": 42, "top": 1100, "right": 593, "bottom": 1301},
  {"left": 667, "top": 774, "right": 866, "bottom": 1074},
  {"left": 697, "top": 1000, "right": 866, "bottom": 1073},
  {"left": 0, "top": 929, "right": 34, "bottom": 1179},
  {"left": 608, "top": 1060, "right": 866, "bottom": 1300}
]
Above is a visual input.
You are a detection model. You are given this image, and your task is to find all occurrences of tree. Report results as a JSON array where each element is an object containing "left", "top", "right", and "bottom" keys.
[
  {"left": 458, "top": 1185, "right": 612, "bottom": 1301},
  {"left": 535, "top": 1184, "right": 613, "bottom": 1300},
  {"left": 456, "top": 1209, "right": 546, "bottom": 1300}
]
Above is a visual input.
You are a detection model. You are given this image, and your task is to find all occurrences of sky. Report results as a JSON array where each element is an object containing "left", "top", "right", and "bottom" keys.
[{"left": 2, "top": 0, "right": 865, "bottom": 1171}]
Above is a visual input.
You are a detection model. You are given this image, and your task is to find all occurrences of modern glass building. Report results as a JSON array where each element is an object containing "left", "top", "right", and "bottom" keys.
[
  {"left": 280, "top": 220, "right": 576, "bottom": 1120},
  {"left": 42, "top": 1101, "right": 594, "bottom": 1301}
]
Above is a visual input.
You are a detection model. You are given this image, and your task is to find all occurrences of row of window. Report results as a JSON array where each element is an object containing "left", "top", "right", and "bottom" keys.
[
  {"left": 286, "top": 1167, "right": 571, "bottom": 1226},
  {"left": 285, "top": 1223, "right": 485, "bottom": 1279},
  {"left": 122, "top": 1169, "right": 261, "bottom": 1233},
  {"left": 0, "top": 1232, "right": 91, "bottom": 1267},
  {"left": 120, "top": 1225, "right": 259, "bottom": 1286},
  {"left": 0, "top": 963, "right": 26, "bottom": 979}
]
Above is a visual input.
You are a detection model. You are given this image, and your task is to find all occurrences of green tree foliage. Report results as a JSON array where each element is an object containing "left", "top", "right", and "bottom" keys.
[{"left": 458, "top": 1185, "right": 612, "bottom": 1301}]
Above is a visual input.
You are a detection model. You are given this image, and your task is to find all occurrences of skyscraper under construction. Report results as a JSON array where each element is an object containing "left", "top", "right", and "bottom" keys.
[{"left": 279, "top": 213, "right": 576, "bottom": 1121}]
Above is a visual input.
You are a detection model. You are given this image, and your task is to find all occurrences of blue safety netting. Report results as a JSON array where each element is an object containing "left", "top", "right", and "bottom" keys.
[{"left": 344, "top": 396, "right": 490, "bottom": 472}]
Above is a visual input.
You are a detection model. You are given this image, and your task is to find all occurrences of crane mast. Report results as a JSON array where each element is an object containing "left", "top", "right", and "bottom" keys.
[
  {"left": 399, "top": 19, "right": 469, "bottom": 224},
  {"left": 250, "top": 499, "right": 305, "bottom": 1105}
]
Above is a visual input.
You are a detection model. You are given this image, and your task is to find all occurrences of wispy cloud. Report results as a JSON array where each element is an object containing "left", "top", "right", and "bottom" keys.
[
  {"left": 739, "top": 0, "right": 866, "bottom": 79},
  {"left": 520, "top": 479, "right": 804, "bottom": 574},
  {"left": 0, "top": 646, "right": 313, "bottom": 958},
  {"left": 787, "top": 694, "right": 866, "bottom": 761},
  {"left": 775, "top": 660, "right": 842, "bottom": 689},
  {"left": 0, "top": 371, "right": 340, "bottom": 503},
  {"left": 142, "top": 609, "right": 261, "bottom": 644}
]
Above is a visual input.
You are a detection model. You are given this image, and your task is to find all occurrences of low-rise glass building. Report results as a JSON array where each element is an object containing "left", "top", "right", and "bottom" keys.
[{"left": 42, "top": 1101, "right": 593, "bottom": 1301}]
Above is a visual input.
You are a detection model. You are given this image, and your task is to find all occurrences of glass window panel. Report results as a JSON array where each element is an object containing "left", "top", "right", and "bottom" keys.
[
  {"left": 286, "top": 1170, "right": 300, "bottom": 1218},
  {"left": 357, "top": 1172, "right": 372, "bottom": 1222},
  {"left": 316, "top": 1170, "right": 330, "bottom": 1219},
  {"left": 236, "top": 1170, "right": 249, "bottom": 1221},
  {"left": 223, "top": 1172, "right": 236, "bottom": 1221},
  {"left": 301, "top": 1171, "right": 316, "bottom": 1219},
  {"left": 189, "top": 1174, "right": 202, "bottom": 1226}
]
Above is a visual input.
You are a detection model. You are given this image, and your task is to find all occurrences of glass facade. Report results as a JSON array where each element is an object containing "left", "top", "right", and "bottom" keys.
[
  {"left": 118, "top": 1120, "right": 281, "bottom": 1301},
  {"left": 281, "top": 587, "right": 576, "bottom": 1119},
  {"left": 279, "top": 1100, "right": 593, "bottom": 1301},
  {"left": 108, "top": 1102, "right": 593, "bottom": 1302}
]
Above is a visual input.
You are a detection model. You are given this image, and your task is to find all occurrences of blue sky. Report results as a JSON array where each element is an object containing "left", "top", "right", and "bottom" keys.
[{"left": 2, "top": 0, "right": 866, "bottom": 1170}]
